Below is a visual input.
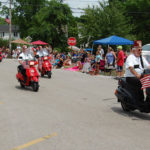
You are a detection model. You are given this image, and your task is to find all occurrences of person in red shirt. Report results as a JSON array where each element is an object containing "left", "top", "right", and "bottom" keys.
[{"left": 116, "top": 46, "right": 124, "bottom": 78}]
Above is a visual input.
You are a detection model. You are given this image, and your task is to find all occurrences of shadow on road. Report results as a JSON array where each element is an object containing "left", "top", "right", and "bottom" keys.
[
  {"left": 111, "top": 107, "right": 150, "bottom": 121},
  {"left": 40, "top": 76, "right": 51, "bottom": 79},
  {"left": 15, "top": 85, "right": 34, "bottom": 92}
]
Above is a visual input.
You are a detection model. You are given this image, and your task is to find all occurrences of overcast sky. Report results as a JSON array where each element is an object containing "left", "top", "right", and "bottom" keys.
[
  {"left": 0, "top": 0, "right": 102, "bottom": 17},
  {"left": 63, "top": 0, "right": 100, "bottom": 17}
]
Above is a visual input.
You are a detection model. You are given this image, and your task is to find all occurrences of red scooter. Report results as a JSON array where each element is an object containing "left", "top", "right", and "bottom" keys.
[
  {"left": 38, "top": 56, "right": 52, "bottom": 78},
  {"left": 16, "top": 60, "right": 39, "bottom": 92}
]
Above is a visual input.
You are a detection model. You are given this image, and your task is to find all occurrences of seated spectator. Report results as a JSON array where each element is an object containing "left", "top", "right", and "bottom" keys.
[
  {"left": 82, "top": 53, "right": 91, "bottom": 73},
  {"left": 77, "top": 61, "right": 82, "bottom": 70},
  {"left": 53, "top": 54, "right": 60, "bottom": 67},
  {"left": 55, "top": 55, "right": 64, "bottom": 69},
  {"left": 63, "top": 56, "right": 71, "bottom": 67}
]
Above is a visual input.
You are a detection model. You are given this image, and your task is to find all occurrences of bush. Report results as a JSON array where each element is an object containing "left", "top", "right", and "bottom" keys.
[{"left": 0, "top": 38, "right": 9, "bottom": 47}]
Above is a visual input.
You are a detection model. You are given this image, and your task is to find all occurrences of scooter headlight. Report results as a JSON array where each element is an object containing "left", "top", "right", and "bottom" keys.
[
  {"left": 30, "top": 61, "right": 34, "bottom": 66},
  {"left": 30, "top": 69, "right": 35, "bottom": 73},
  {"left": 44, "top": 57, "right": 48, "bottom": 60}
]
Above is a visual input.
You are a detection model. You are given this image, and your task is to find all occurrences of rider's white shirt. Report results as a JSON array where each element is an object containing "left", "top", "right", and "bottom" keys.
[
  {"left": 125, "top": 53, "right": 149, "bottom": 77},
  {"left": 43, "top": 48, "right": 48, "bottom": 56},
  {"left": 18, "top": 52, "right": 33, "bottom": 61},
  {"left": 36, "top": 51, "right": 43, "bottom": 57},
  {"left": 37, "top": 49, "right": 48, "bottom": 57}
]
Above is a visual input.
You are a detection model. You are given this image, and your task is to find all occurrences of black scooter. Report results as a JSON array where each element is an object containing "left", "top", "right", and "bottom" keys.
[{"left": 115, "top": 69, "right": 150, "bottom": 113}]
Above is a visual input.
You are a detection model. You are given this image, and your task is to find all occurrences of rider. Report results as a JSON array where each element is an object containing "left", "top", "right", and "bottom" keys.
[
  {"left": 125, "top": 41, "right": 150, "bottom": 104},
  {"left": 18, "top": 45, "right": 33, "bottom": 82},
  {"left": 36, "top": 46, "right": 49, "bottom": 71},
  {"left": 36, "top": 46, "right": 48, "bottom": 57}
]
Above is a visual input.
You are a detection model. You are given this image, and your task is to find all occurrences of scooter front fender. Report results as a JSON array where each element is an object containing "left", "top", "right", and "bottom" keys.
[
  {"left": 16, "top": 72, "right": 24, "bottom": 81},
  {"left": 31, "top": 76, "right": 39, "bottom": 82},
  {"left": 116, "top": 86, "right": 135, "bottom": 103}
]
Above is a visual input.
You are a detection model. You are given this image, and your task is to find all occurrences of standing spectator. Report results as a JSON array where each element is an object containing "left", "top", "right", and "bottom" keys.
[
  {"left": 105, "top": 47, "right": 116, "bottom": 75},
  {"left": 80, "top": 49, "right": 87, "bottom": 64},
  {"left": 95, "top": 51, "right": 101, "bottom": 75},
  {"left": 97, "top": 45, "right": 104, "bottom": 59},
  {"left": 116, "top": 46, "right": 124, "bottom": 78},
  {"left": 124, "top": 50, "right": 128, "bottom": 63}
]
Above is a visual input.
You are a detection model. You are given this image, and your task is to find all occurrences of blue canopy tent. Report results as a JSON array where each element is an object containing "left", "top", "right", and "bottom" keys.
[
  {"left": 85, "top": 48, "right": 93, "bottom": 51},
  {"left": 93, "top": 35, "right": 134, "bottom": 45}
]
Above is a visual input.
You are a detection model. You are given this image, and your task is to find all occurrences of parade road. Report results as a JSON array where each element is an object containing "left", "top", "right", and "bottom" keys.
[{"left": 1, "top": 59, "right": 150, "bottom": 150}]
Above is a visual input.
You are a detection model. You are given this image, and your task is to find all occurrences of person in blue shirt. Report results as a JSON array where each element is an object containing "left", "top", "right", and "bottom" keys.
[{"left": 105, "top": 47, "right": 116, "bottom": 75}]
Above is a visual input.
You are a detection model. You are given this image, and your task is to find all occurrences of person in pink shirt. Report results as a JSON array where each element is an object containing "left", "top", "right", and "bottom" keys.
[{"left": 116, "top": 46, "right": 124, "bottom": 78}]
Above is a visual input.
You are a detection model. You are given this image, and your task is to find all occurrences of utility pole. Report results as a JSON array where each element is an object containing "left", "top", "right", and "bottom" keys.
[{"left": 9, "top": 0, "right": 12, "bottom": 55}]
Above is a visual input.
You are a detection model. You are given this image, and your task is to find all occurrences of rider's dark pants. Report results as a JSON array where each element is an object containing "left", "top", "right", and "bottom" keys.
[
  {"left": 18, "top": 65, "right": 27, "bottom": 80},
  {"left": 126, "top": 77, "right": 144, "bottom": 104}
]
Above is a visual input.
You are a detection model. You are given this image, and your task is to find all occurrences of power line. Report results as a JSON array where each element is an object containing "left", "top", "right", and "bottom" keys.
[{"left": 63, "top": 0, "right": 99, "bottom": 2}]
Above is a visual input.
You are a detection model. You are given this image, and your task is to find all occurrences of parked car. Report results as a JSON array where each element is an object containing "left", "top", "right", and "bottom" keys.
[{"left": 142, "top": 44, "right": 150, "bottom": 63}]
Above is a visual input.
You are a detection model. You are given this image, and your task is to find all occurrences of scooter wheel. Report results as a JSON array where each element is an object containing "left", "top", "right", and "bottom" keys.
[
  {"left": 20, "top": 82, "right": 25, "bottom": 88},
  {"left": 121, "top": 101, "right": 131, "bottom": 112},
  {"left": 48, "top": 71, "right": 51, "bottom": 78},
  {"left": 41, "top": 72, "right": 44, "bottom": 77},
  {"left": 32, "top": 82, "right": 39, "bottom": 92}
]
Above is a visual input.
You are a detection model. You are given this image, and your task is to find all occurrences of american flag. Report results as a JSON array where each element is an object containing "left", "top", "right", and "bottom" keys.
[
  {"left": 140, "top": 75, "right": 150, "bottom": 89},
  {"left": 5, "top": 16, "right": 10, "bottom": 24}
]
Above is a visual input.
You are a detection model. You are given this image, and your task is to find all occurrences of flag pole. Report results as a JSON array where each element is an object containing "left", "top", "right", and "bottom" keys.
[{"left": 9, "top": 0, "right": 12, "bottom": 56}]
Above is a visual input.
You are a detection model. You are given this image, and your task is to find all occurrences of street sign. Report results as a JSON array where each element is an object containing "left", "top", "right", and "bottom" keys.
[{"left": 68, "top": 37, "right": 76, "bottom": 46}]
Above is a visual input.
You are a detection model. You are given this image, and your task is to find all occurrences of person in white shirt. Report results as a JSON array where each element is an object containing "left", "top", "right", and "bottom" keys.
[
  {"left": 18, "top": 45, "right": 33, "bottom": 81},
  {"left": 36, "top": 46, "right": 48, "bottom": 57},
  {"left": 125, "top": 45, "right": 150, "bottom": 104},
  {"left": 97, "top": 45, "right": 104, "bottom": 59},
  {"left": 18, "top": 45, "right": 33, "bottom": 64}
]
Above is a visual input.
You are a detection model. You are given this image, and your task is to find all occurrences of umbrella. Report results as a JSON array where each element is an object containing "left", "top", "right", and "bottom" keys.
[
  {"left": 93, "top": 35, "right": 134, "bottom": 45},
  {"left": 68, "top": 46, "right": 80, "bottom": 51},
  {"left": 31, "top": 40, "right": 48, "bottom": 45},
  {"left": 11, "top": 39, "right": 30, "bottom": 45}
]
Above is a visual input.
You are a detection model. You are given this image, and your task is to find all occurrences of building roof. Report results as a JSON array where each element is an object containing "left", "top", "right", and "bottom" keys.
[{"left": 0, "top": 25, "right": 19, "bottom": 32}]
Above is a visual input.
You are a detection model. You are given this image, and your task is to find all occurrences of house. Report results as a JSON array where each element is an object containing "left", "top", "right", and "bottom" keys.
[{"left": 0, "top": 25, "right": 20, "bottom": 40}]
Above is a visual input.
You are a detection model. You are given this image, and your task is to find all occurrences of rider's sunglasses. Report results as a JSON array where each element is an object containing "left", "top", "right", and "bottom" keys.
[{"left": 138, "top": 49, "right": 142, "bottom": 52}]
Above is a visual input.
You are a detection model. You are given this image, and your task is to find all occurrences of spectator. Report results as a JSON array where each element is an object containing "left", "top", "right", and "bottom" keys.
[
  {"left": 95, "top": 51, "right": 101, "bottom": 75},
  {"left": 97, "top": 45, "right": 104, "bottom": 59},
  {"left": 63, "top": 55, "right": 71, "bottom": 67},
  {"left": 105, "top": 47, "right": 116, "bottom": 75},
  {"left": 116, "top": 46, "right": 124, "bottom": 78},
  {"left": 82, "top": 53, "right": 91, "bottom": 73}
]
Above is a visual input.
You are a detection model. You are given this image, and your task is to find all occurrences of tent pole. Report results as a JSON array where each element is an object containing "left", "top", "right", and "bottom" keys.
[{"left": 92, "top": 44, "right": 94, "bottom": 54}]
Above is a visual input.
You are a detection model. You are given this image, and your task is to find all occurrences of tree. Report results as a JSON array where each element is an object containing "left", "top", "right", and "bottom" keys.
[
  {"left": 0, "top": 17, "right": 7, "bottom": 25},
  {"left": 78, "top": 1, "right": 133, "bottom": 47},
  {"left": 124, "top": 0, "right": 150, "bottom": 44},
  {"left": 12, "top": 0, "right": 47, "bottom": 37},
  {"left": 29, "top": 0, "right": 77, "bottom": 50}
]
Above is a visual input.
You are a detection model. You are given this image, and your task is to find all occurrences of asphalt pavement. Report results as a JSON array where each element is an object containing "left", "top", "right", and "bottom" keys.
[{"left": 0, "top": 59, "right": 150, "bottom": 150}]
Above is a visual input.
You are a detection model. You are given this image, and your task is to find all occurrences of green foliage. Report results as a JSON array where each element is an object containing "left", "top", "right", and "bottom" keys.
[
  {"left": 1, "top": 0, "right": 149, "bottom": 52},
  {"left": 0, "top": 17, "right": 6, "bottom": 25},
  {"left": 79, "top": 1, "right": 133, "bottom": 47},
  {"left": 12, "top": 0, "right": 47, "bottom": 37},
  {"left": 29, "top": 0, "right": 77, "bottom": 50},
  {"left": 0, "top": 5, "right": 9, "bottom": 16},
  {"left": 124, "top": 0, "right": 150, "bottom": 44},
  {"left": 0, "top": 38, "right": 8, "bottom": 47}
]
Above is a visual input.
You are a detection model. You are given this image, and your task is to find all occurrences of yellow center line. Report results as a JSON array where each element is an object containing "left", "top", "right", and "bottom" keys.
[{"left": 12, "top": 132, "right": 57, "bottom": 150}]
